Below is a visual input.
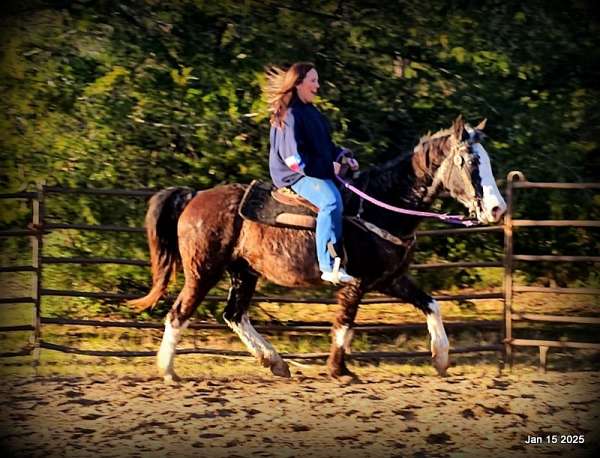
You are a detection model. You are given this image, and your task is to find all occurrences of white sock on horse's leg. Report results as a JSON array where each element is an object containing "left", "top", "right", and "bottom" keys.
[
  {"left": 334, "top": 324, "right": 354, "bottom": 353},
  {"left": 426, "top": 300, "right": 449, "bottom": 375},
  {"left": 224, "top": 313, "right": 289, "bottom": 377},
  {"left": 157, "top": 316, "right": 189, "bottom": 383},
  {"left": 327, "top": 323, "right": 356, "bottom": 379}
]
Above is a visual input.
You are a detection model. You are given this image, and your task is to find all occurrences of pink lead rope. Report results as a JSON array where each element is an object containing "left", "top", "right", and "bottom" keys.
[{"left": 335, "top": 175, "right": 478, "bottom": 227}]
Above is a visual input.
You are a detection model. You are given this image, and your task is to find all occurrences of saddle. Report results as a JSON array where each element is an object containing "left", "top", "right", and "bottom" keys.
[
  {"left": 238, "top": 180, "right": 417, "bottom": 252},
  {"left": 239, "top": 180, "right": 318, "bottom": 230}
]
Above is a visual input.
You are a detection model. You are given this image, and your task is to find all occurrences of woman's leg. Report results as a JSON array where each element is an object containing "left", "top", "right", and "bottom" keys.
[{"left": 291, "top": 177, "right": 343, "bottom": 273}]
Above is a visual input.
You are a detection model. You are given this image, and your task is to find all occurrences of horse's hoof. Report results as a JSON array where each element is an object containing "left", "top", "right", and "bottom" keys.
[
  {"left": 336, "top": 374, "right": 359, "bottom": 385},
  {"left": 162, "top": 372, "right": 181, "bottom": 385},
  {"left": 432, "top": 356, "right": 449, "bottom": 377},
  {"left": 328, "top": 365, "right": 358, "bottom": 382},
  {"left": 270, "top": 359, "right": 291, "bottom": 378}
]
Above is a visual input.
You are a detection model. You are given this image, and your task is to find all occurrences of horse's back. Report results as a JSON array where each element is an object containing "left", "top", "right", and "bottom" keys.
[
  {"left": 175, "top": 182, "right": 412, "bottom": 287},
  {"left": 177, "top": 183, "right": 247, "bottom": 264},
  {"left": 174, "top": 182, "right": 326, "bottom": 286}
]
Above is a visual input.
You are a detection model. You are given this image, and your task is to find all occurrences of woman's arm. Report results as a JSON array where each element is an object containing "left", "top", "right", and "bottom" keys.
[{"left": 278, "top": 110, "right": 305, "bottom": 174}]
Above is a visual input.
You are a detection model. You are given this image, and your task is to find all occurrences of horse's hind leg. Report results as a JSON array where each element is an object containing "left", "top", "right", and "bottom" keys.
[
  {"left": 327, "top": 281, "right": 364, "bottom": 380},
  {"left": 380, "top": 275, "right": 449, "bottom": 376},
  {"left": 223, "top": 264, "right": 290, "bottom": 378},
  {"left": 157, "top": 271, "right": 221, "bottom": 384}
]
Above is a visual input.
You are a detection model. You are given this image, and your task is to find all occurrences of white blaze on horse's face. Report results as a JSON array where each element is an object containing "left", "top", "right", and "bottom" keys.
[{"left": 471, "top": 142, "right": 506, "bottom": 224}]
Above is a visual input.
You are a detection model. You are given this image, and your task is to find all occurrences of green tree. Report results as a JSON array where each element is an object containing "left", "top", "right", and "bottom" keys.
[{"left": 1, "top": 0, "right": 598, "bottom": 317}]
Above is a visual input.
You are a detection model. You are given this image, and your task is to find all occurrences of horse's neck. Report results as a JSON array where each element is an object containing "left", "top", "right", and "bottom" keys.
[{"left": 347, "top": 152, "right": 437, "bottom": 236}]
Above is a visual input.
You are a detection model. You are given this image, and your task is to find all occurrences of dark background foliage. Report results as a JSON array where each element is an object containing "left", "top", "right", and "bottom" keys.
[{"left": 1, "top": 0, "right": 598, "bottom": 317}]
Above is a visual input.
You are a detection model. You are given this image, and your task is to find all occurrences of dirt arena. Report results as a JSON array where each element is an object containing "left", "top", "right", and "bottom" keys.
[{"left": 1, "top": 363, "right": 598, "bottom": 458}]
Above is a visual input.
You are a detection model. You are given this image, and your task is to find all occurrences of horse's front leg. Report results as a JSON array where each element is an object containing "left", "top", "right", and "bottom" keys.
[
  {"left": 223, "top": 266, "right": 290, "bottom": 378},
  {"left": 380, "top": 275, "right": 449, "bottom": 376},
  {"left": 327, "top": 281, "right": 364, "bottom": 380}
]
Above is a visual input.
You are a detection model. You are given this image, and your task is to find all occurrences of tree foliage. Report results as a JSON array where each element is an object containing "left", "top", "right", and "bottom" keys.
[{"left": 1, "top": 0, "right": 598, "bottom": 315}]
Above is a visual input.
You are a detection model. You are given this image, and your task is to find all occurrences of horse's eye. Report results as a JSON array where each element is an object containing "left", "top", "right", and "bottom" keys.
[{"left": 453, "top": 155, "right": 464, "bottom": 167}]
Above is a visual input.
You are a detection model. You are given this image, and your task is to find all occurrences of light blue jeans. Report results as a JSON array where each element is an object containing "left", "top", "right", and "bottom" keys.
[{"left": 291, "top": 176, "right": 343, "bottom": 273}]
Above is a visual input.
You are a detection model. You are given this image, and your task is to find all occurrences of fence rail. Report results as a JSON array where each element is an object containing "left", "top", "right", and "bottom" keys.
[
  {"left": 41, "top": 257, "right": 149, "bottom": 266},
  {"left": 37, "top": 340, "right": 502, "bottom": 360},
  {"left": 1, "top": 173, "right": 598, "bottom": 371},
  {"left": 44, "top": 223, "right": 146, "bottom": 233},
  {"left": 511, "top": 313, "right": 600, "bottom": 325},
  {"left": 39, "top": 316, "right": 502, "bottom": 333},
  {"left": 512, "top": 286, "right": 600, "bottom": 295},
  {"left": 503, "top": 172, "right": 600, "bottom": 371},
  {"left": 512, "top": 220, "right": 600, "bottom": 228},
  {"left": 35, "top": 288, "right": 503, "bottom": 304}
]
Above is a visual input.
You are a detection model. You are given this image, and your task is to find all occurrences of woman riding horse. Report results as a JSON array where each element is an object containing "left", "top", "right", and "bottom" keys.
[
  {"left": 266, "top": 62, "right": 358, "bottom": 284},
  {"left": 129, "top": 115, "right": 506, "bottom": 384}
]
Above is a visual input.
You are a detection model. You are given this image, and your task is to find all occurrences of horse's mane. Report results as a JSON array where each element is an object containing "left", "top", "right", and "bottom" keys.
[
  {"left": 352, "top": 125, "right": 456, "bottom": 211},
  {"left": 373, "top": 126, "right": 455, "bottom": 179},
  {"left": 419, "top": 127, "right": 454, "bottom": 143},
  {"left": 411, "top": 127, "right": 455, "bottom": 177}
]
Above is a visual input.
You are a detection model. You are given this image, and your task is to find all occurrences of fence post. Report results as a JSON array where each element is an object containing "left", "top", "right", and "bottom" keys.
[
  {"left": 539, "top": 346, "right": 549, "bottom": 373},
  {"left": 31, "top": 182, "right": 45, "bottom": 371},
  {"left": 503, "top": 171, "right": 525, "bottom": 369}
]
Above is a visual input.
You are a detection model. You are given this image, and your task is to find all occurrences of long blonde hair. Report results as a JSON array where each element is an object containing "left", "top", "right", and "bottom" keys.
[{"left": 264, "top": 62, "right": 315, "bottom": 127}]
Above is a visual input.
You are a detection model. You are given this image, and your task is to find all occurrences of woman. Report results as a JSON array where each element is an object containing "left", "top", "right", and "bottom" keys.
[{"left": 266, "top": 62, "right": 357, "bottom": 284}]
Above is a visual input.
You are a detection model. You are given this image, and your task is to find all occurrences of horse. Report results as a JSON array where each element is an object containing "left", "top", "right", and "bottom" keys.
[{"left": 129, "top": 115, "right": 506, "bottom": 383}]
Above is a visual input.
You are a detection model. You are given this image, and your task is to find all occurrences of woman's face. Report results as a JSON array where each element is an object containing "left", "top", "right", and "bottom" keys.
[{"left": 296, "top": 68, "right": 320, "bottom": 103}]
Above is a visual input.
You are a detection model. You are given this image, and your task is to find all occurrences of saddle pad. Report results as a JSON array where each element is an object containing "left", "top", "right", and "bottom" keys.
[
  {"left": 238, "top": 181, "right": 415, "bottom": 246},
  {"left": 239, "top": 180, "right": 317, "bottom": 230}
]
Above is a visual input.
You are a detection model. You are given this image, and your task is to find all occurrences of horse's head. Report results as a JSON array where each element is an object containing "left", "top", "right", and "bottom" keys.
[{"left": 427, "top": 116, "right": 506, "bottom": 224}]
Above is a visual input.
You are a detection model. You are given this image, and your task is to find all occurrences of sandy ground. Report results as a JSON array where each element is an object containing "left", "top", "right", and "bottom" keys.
[{"left": 1, "top": 366, "right": 599, "bottom": 458}]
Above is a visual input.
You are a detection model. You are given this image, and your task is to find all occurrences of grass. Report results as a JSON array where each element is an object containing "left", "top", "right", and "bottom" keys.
[
  {"left": 1, "top": 315, "right": 598, "bottom": 379},
  {"left": 1, "top": 268, "right": 599, "bottom": 379},
  {"left": 2, "top": 345, "right": 598, "bottom": 380}
]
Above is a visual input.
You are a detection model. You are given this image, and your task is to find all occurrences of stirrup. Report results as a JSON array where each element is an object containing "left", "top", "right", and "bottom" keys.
[{"left": 321, "top": 258, "right": 355, "bottom": 284}]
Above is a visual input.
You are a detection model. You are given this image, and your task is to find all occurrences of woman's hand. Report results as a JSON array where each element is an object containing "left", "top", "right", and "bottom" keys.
[
  {"left": 333, "top": 161, "right": 342, "bottom": 176},
  {"left": 339, "top": 147, "right": 359, "bottom": 172},
  {"left": 347, "top": 158, "right": 359, "bottom": 171}
]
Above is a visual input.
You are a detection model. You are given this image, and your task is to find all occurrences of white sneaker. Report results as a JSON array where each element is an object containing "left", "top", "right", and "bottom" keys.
[
  {"left": 338, "top": 268, "right": 355, "bottom": 283},
  {"left": 321, "top": 268, "right": 355, "bottom": 284}
]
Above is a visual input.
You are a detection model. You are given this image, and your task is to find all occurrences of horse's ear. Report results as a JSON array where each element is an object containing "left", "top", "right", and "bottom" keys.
[
  {"left": 452, "top": 115, "right": 465, "bottom": 139},
  {"left": 475, "top": 118, "right": 487, "bottom": 131}
]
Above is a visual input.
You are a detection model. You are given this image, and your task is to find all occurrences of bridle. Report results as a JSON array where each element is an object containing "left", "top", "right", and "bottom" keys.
[
  {"left": 336, "top": 139, "right": 480, "bottom": 226},
  {"left": 424, "top": 135, "right": 484, "bottom": 219}
]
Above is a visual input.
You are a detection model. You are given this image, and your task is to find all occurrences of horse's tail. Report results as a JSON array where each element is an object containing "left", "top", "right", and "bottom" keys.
[{"left": 128, "top": 187, "right": 196, "bottom": 312}]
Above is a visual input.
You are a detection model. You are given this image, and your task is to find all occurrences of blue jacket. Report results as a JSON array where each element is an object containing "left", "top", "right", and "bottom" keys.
[{"left": 269, "top": 96, "right": 340, "bottom": 188}]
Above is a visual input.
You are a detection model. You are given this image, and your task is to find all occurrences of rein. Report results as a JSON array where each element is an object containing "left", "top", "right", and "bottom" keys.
[{"left": 335, "top": 174, "right": 478, "bottom": 227}]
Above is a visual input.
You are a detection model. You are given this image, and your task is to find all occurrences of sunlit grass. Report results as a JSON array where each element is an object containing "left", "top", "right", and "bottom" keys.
[
  {"left": 2, "top": 347, "right": 597, "bottom": 381},
  {"left": 1, "top": 273, "right": 598, "bottom": 380}
]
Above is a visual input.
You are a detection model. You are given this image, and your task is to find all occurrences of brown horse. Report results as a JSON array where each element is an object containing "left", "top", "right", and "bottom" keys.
[{"left": 130, "top": 116, "right": 506, "bottom": 383}]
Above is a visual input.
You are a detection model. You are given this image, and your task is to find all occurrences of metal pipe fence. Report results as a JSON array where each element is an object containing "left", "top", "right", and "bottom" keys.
[
  {"left": 502, "top": 172, "right": 600, "bottom": 371},
  {"left": 1, "top": 172, "right": 598, "bottom": 369}
]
